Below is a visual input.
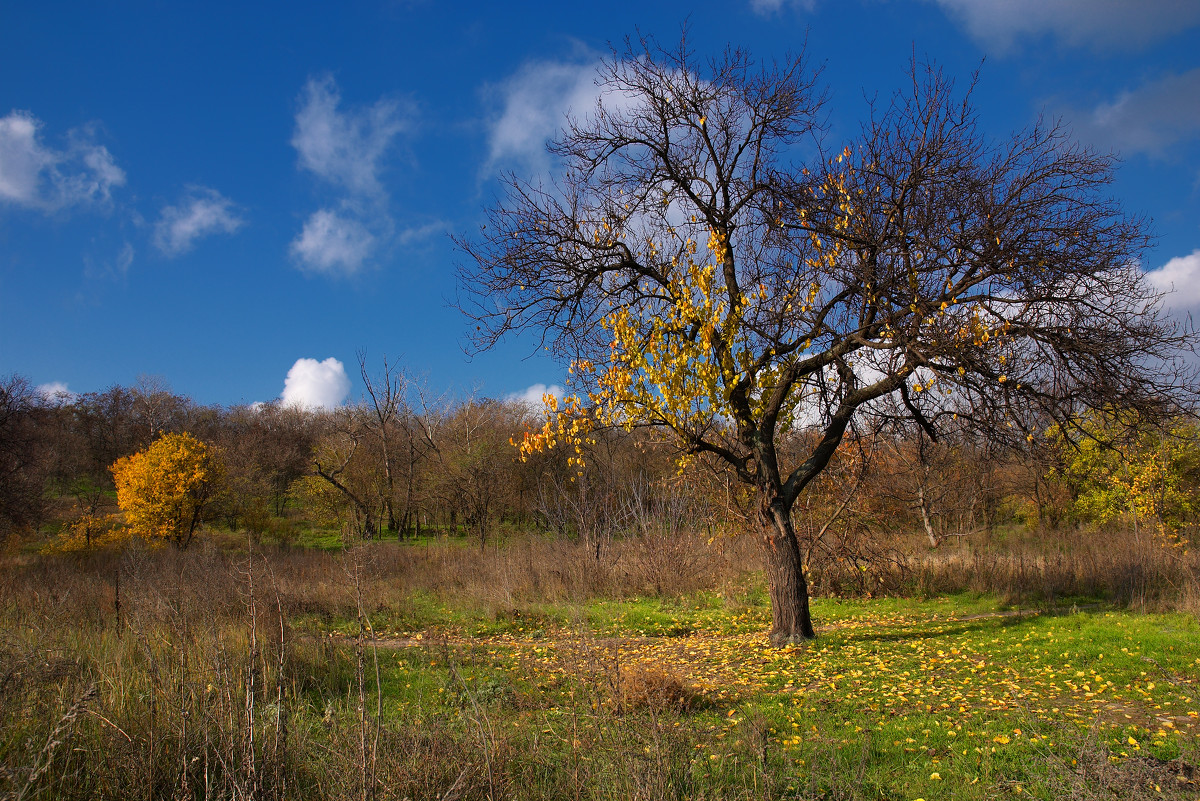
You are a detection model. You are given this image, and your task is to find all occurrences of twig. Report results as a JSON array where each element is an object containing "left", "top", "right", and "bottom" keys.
[{"left": 82, "top": 708, "right": 133, "bottom": 742}]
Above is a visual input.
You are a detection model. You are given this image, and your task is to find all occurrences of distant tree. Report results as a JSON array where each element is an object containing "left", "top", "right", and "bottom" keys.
[
  {"left": 111, "top": 432, "right": 224, "bottom": 549},
  {"left": 359, "top": 353, "right": 407, "bottom": 533},
  {"left": 72, "top": 381, "right": 196, "bottom": 487},
  {"left": 73, "top": 386, "right": 142, "bottom": 487},
  {"left": 426, "top": 399, "right": 522, "bottom": 548},
  {"left": 132, "top": 374, "right": 192, "bottom": 443},
  {"left": 310, "top": 406, "right": 389, "bottom": 539},
  {"left": 458, "top": 36, "right": 1194, "bottom": 642},
  {"left": 215, "top": 401, "right": 320, "bottom": 531},
  {"left": 1060, "top": 412, "right": 1200, "bottom": 543},
  {"left": 0, "top": 375, "right": 50, "bottom": 542}
]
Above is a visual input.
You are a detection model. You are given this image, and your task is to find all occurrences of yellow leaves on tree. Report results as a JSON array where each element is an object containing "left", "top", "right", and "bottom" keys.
[
  {"left": 43, "top": 513, "right": 126, "bottom": 553},
  {"left": 111, "top": 432, "right": 224, "bottom": 549},
  {"left": 1058, "top": 412, "right": 1200, "bottom": 552},
  {"left": 516, "top": 206, "right": 849, "bottom": 478}
]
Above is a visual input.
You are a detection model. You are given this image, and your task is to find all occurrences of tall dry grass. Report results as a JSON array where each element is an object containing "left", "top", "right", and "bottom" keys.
[
  {"left": 0, "top": 532, "right": 765, "bottom": 800},
  {"left": 803, "top": 523, "right": 1200, "bottom": 610}
]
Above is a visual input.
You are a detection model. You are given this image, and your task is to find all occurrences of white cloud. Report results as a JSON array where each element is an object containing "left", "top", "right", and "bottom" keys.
[
  {"left": 932, "top": 0, "right": 1200, "bottom": 52},
  {"left": 1068, "top": 68, "right": 1200, "bottom": 158},
  {"left": 0, "top": 110, "right": 125, "bottom": 211},
  {"left": 35, "top": 381, "right": 75, "bottom": 404},
  {"left": 153, "top": 186, "right": 244, "bottom": 256},
  {"left": 506, "top": 382, "right": 564, "bottom": 409},
  {"left": 116, "top": 241, "right": 134, "bottom": 275},
  {"left": 290, "top": 208, "right": 376, "bottom": 275},
  {"left": 289, "top": 76, "right": 420, "bottom": 275},
  {"left": 1145, "top": 250, "right": 1200, "bottom": 311},
  {"left": 484, "top": 55, "right": 678, "bottom": 179},
  {"left": 396, "top": 220, "right": 446, "bottom": 246},
  {"left": 749, "top": 0, "right": 816, "bottom": 15},
  {"left": 280, "top": 357, "right": 351, "bottom": 410},
  {"left": 292, "top": 76, "right": 408, "bottom": 197},
  {"left": 485, "top": 58, "right": 605, "bottom": 175}
]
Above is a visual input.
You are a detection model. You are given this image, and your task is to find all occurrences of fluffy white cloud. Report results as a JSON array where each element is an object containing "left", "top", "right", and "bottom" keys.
[
  {"left": 290, "top": 208, "right": 375, "bottom": 274},
  {"left": 153, "top": 187, "right": 244, "bottom": 256},
  {"left": 292, "top": 76, "right": 408, "bottom": 197},
  {"left": 280, "top": 357, "right": 351, "bottom": 410},
  {"left": 0, "top": 110, "right": 125, "bottom": 211},
  {"left": 1145, "top": 250, "right": 1200, "bottom": 311},
  {"left": 1069, "top": 68, "right": 1200, "bottom": 157},
  {"left": 485, "top": 58, "right": 606, "bottom": 175},
  {"left": 35, "top": 381, "right": 75, "bottom": 404},
  {"left": 506, "top": 383, "right": 564, "bottom": 409},
  {"left": 932, "top": 0, "right": 1200, "bottom": 52}
]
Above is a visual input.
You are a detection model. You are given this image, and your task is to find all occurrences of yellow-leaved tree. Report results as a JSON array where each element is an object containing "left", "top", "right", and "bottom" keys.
[
  {"left": 111, "top": 432, "right": 224, "bottom": 549},
  {"left": 1058, "top": 411, "right": 1200, "bottom": 548},
  {"left": 458, "top": 36, "right": 1194, "bottom": 643}
]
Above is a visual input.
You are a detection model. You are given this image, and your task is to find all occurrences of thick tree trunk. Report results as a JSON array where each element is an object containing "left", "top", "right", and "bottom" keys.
[{"left": 761, "top": 499, "right": 816, "bottom": 644}]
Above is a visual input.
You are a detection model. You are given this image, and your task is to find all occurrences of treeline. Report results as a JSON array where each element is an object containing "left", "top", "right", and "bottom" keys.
[{"left": 3, "top": 371, "right": 1199, "bottom": 557}]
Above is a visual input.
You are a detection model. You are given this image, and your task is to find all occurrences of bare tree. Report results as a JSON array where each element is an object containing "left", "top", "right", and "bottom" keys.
[
  {"left": 458, "top": 37, "right": 1193, "bottom": 642},
  {"left": 0, "top": 375, "right": 50, "bottom": 542},
  {"left": 425, "top": 399, "right": 519, "bottom": 548},
  {"left": 359, "top": 353, "right": 406, "bottom": 534}
]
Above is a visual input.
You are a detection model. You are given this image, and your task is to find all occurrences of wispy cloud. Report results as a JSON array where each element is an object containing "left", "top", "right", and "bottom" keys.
[
  {"left": 748, "top": 0, "right": 817, "bottom": 16},
  {"left": 280, "top": 357, "right": 351, "bottom": 410},
  {"left": 1066, "top": 68, "right": 1200, "bottom": 158},
  {"left": 153, "top": 186, "right": 244, "bottom": 256},
  {"left": 83, "top": 241, "right": 135, "bottom": 281},
  {"left": 484, "top": 57, "right": 604, "bottom": 176},
  {"left": 289, "top": 76, "right": 418, "bottom": 276},
  {"left": 931, "top": 0, "right": 1200, "bottom": 52},
  {"left": 0, "top": 110, "right": 125, "bottom": 211},
  {"left": 290, "top": 208, "right": 376, "bottom": 275},
  {"left": 292, "top": 76, "right": 409, "bottom": 197}
]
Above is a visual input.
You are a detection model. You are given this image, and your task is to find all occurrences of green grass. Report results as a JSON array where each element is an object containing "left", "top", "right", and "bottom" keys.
[{"left": 320, "top": 591, "right": 1200, "bottom": 799}]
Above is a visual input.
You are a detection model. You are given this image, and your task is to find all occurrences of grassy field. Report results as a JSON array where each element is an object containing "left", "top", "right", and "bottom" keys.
[
  {"left": 2, "top": 537, "right": 1198, "bottom": 800},
  {"left": 306, "top": 595, "right": 1200, "bottom": 800}
]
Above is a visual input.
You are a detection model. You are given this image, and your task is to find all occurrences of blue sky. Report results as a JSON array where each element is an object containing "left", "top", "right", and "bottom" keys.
[{"left": 2, "top": 0, "right": 1199, "bottom": 409}]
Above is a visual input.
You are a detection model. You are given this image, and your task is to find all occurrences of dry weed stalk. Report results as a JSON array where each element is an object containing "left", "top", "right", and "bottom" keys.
[{"left": 345, "top": 546, "right": 382, "bottom": 801}]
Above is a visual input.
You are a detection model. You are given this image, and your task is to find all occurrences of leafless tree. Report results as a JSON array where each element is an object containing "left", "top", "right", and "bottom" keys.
[
  {"left": 359, "top": 353, "right": 407, "bottom": 533},
  {"left": 422, "top": 397, "right": 522, "bottom": 548},
  {"left": 0, "top": 375, "right": 50, "bottom": 542},
  {"left": 458, "top": 34, "right": 1194, "bottom": 643}
]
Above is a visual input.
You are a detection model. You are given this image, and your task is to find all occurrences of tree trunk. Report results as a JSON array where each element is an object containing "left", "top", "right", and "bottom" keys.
[
  {"left": 761, "top": 499, "right": 816, "bottom": 644},
  {"left": 917, "top": 486, "right": 939, "bottom": 548},
  {"left": 382, "top": 438, "right": 398, "bottom": 533}
]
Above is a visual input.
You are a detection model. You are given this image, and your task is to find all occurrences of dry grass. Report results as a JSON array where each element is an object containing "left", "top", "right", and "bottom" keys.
[
  {"left": 903, "top": 526, "right": 1200, "bottom": 608},
  {"left": 612, "top": 665, "right": 698, "bottom": 714},
  {"left": 0, "top": 524, "right": 1196, "bottom": 799}
]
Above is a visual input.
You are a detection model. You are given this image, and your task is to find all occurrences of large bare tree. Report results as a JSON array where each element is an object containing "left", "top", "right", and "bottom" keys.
[{"left": 458, "top": 36, "right": 1193, "bottom": 643}]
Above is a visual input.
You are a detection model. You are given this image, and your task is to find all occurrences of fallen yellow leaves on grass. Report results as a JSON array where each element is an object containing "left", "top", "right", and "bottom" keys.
[{"left": 474, "top": 607, "right": 1200, "bottom": 756}]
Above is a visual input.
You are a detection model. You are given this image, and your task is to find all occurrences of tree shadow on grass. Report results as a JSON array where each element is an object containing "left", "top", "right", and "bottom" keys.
[{"left": 818, "top": 605, "right": 1108, "bottom": 647}]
